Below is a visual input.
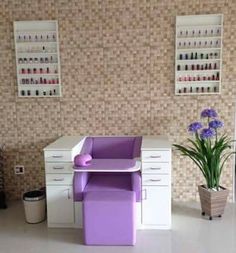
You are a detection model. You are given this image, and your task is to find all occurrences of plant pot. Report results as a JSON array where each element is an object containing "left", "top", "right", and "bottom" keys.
[{"left": 198, "top": 185, "right": 229, "bottom": 220}]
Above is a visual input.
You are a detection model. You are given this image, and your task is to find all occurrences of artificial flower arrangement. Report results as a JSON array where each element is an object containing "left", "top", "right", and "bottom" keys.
[{"left": 173, "top": 108, "right": 235, "bottom": 219}]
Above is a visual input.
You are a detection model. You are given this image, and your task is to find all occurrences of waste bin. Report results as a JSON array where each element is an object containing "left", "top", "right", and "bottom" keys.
[{"left": 23, "top": 190, "right": 46, "bottom": 224}]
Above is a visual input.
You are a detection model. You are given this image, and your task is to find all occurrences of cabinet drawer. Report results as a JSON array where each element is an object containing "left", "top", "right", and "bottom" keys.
[
  {"left": 46, "top": 174, "right": 73, "bottom": 185},
  {"left": 142, "top": 174, "right": 170, "bottom": 186},
  {"left": 44, "top": 150, "right": 72, "bottom": 162},
  {"left": 45, "top": 162, "right": 73, "bottom": 174},
  {"left": 142, "top": 150, "right": 170, "bottom": 162},
  {"left": 142, "top": 162, "right": 170, "bottom": 174}
]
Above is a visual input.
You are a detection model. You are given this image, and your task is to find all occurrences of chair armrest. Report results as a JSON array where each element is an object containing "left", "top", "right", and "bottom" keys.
[
  {"left": 73, "top": 172, "right": 90, "bottom": 201},
  {"left": 131, "top": 171, "right": 141, "bottom": 202}
]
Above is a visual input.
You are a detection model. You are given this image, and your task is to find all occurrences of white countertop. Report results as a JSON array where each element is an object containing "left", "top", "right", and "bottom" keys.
[
  {"left": 141, "top": 136, "right": 171, "bottom": 150},
  {"left": 44, "top": 136, "right": 85, "bottom": 151}
]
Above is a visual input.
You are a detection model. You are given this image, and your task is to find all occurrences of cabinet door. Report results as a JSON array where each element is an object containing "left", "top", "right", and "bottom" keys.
[
  {"left": 46, "top": 185, "right": 74, "bottom": 224},
  {"left": 142, "top": 186, "right": 170, "bottom": 226}
]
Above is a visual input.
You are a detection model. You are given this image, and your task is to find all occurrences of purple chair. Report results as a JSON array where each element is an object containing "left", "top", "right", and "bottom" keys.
[{"left": 73, "top": 136, "right": 142, "bottom": 245}]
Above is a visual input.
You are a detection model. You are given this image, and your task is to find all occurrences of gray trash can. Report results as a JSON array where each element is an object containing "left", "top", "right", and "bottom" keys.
[{"left": 23, "top": 190, "right": 46, "bottom": 224}]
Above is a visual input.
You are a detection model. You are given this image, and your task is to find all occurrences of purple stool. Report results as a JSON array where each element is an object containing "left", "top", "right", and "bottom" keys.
[{"left": 83, "top": 191, "right": 136, "bottom": 246}]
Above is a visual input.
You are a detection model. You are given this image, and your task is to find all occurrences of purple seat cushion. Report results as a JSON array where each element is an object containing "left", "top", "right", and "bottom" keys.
[
  {"left": 85, "top": 173, "right": 132, "bottom": 192},
  {"left": 83, "top": 191, "right": 136, "bottom": 245}
]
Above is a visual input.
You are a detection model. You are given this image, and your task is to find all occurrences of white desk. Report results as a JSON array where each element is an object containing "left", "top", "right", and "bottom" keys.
[{"left": 44, "top": 135, "right": 171, "bottom": 229}]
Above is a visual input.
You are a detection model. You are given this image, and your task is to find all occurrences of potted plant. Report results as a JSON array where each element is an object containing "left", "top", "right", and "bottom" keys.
[{"left": 173, "top": 108, "right": 234, "bottom": 220}]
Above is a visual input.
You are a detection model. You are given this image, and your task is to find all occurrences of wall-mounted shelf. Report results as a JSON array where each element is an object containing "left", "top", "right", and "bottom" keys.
[
  {"left": 175, "top": 14, "right": 223, "bottom": 95},
  {"left": 14, "top": 20, "right": 62, "bottom": 97}
]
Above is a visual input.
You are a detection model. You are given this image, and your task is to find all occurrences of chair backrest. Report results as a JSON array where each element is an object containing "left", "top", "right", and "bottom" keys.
[{"left": 82, "top": 136, "right": 142, "bottom": 159}]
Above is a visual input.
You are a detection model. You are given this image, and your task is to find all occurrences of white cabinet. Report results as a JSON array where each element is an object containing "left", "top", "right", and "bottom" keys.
[
  {"left": 175, "top": 14, "right": 223, "bottom": 95},
  {"left": 46, "top": 185, "right": 74, "bottom": 225},
  {"left": 44, "top": 136, "right": 85, "bottom": 228},
  {"left": 142, "top": 186, "right": 170, "bottom": 226},
  {"left": 141, "top": 136, "right": 171, "bottom": 229}
]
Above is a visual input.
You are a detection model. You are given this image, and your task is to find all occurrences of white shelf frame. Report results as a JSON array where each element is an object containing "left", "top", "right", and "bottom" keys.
[
  {"left": 14, "top": 20, "right": 62, "bottom": 98},
  {"left": 175, "top": 14, "right": 223, "bottom": 96}
]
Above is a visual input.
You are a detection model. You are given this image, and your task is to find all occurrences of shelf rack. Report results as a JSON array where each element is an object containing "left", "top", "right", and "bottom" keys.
[
  {"left": 175, "top": 14, "right": 223, "bottom": 95},
  {"left": 14, "top": 20, "right": 62, "bottom": 97}
]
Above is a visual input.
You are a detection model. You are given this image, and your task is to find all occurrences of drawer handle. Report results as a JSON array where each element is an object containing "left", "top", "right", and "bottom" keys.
[
  {"left": 52, "top": 155, "right": 63, "bottom": 158},
  {"left": 149, "top": 179, "right": 161, "bottom": 182},
  {"left": 53, "top": 178, "right": 64, "bottom": 181},
  {"left": 150, "top": 155, "right": 161, "bottom": 158},
  {"left": 150, "top": 167, "right": 161, "bottom": 170},
  {"left": 53, "top": 166, "right": 64, "bottom": 170}
]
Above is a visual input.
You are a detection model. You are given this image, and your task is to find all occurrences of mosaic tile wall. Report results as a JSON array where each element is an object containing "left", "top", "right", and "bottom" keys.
[{"left": 0, "top": 0, "right": 235, "bottom": 201}]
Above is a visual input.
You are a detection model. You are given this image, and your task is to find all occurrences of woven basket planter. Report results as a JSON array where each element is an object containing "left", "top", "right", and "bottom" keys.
[{"left": 198, "top": 185, "right": 229, "bottom": 220}]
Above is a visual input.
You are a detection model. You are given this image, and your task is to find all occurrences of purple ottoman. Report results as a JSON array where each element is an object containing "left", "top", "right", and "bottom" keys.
[{"left": 83, "top": 191, "right": 136, "bottom": 246}]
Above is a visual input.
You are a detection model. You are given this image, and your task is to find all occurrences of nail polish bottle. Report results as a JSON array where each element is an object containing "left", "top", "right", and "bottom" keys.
[
  {"left": 185, "top": 54, "right": 188, "bottom": 60},
  {"left": 179, "top": 89, "right": 182, "bottom": 94},
  {"left": 201, "top": 65, "right": 204, "bottom": 70},
  {"left": 195, "top": 52, "right": 198, "bottom": 59},
  {"left": 42, "top": 46, "right": 45, "bottom": 52},
  {"left": 205, "top": 64, "right": 208, "bottom": 70},
  {"left": 33, "top": 68, "right": 37, "bottom": 74},
  {"left": 216, "top": 72, "right": 220, "bottom": 80},
  {"left": 190, "top": 87, "right": 193, "bottom": 93},
  {"left": 28, "top": 68, "right": 31, "bottom": 74},
  {"left": 207, "top": 87, "right": 210, "bottom": 93},
  {"left": 19, "top": 58, "right": 23, "bottom": 64},
  {"left": 201, "top": 53, "right": 204, "bottom": 59},
  {"left": 180, "top": 54, "right": 183, "bottom": 60},
  {"left": 49, "top": 90, "right": 52, "bottom": 96},
  {"left": 191, "top": 64, "right": 195, "bottom": 70},
  {"left": 212, "top": 75, "right": 215, "bottom": 80},
  {"left": 196, "top": 87, "right": 199, "bottom": 93},
  {"left": 35, "top": 35, "right": 38, "bottom": 41},
  {"left": 40, "top": 57, "right": 44, "bottom": 63},
  {"left": 21, "top": 90, "right": 25, "bottom": 96},
  {"left": 36, "top": 90, "right": 39, "bottom": 96},
  {"left": 30, "top": 78, "right": 34, "bottom": 84},
  {"left": 208, "top": 76, "right": 211, "bottom": 80},
  {"left": 197, "top": 64, "right": 200, "bottom": 70},
  {"left": 29, "top": 58, "right": 33, "bottom": 63},
  {"left": 34, "top": 57, "right": 38, "bottom": 63},
  {"left": 209, "top": 63, "right": 212, "bottom": 70},
  {"left": 53, "top": 89, "right": 56, "bottom": 95},
  {"left": 47, "top": 67, "right": 50, "bottom": 73},
  {"left": 177, "top": 65, "right": 181, "bottom": 71},
  {"left": 43, "top": 91, "right": 46, "bottom": 96},
  {"left": 184, "top": 87, "right": 187, "bottom": 93},
  {"left": 203, "top": 76, "right": 206, "bottom": 81},
  {"left": 44, "top": 78, "right": 47, "bottom": 84},
  {"left": 45, "top": 57, "right": 48, "bottom": 63},
  {"left": 40, "top": 68, "right": 43, "bottom": 74},
  {"left": 214, "top": 63, "right": 217, "bottom": 69},
  {"left": 27, "top": 90, "right": 31, "bottom": 96},
  {"left": 185, "top": 65, "right": 188, "bottom": 71},
  {"left": 40, "top": 77, "right": 43, "bottom": 84},
  {"left": 22, "top": 68, "right": 25, "bottom": 74},
  {"left": 201, "top": 87, "right": 204, "bottom": 93},
  {"left": 206, "top": 54, "right": 209, "bottom": 59},
  {"left": 191, "top": 52, "right": 194, "bottom": 59},
  {"left": 24, "top": 58, "right": 27, "bottom": 63}
]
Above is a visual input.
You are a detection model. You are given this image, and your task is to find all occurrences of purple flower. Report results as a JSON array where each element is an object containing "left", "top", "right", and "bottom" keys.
[
  {"left": 201, "top": 108, "right": 218, "bottom": 118},
  {"left": 188, "top": 122, "right": 203, "bottom": 133},
  {"left": 209, "top": 120, "right": 224, "bottom": 129},
  {"left": 200, "top": 128, "right": 215, "bottom": 139}
]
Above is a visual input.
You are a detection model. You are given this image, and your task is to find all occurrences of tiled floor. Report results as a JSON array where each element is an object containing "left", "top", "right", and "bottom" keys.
[{"left": 0, "top": 201, "right": 236, "bottom": 253}]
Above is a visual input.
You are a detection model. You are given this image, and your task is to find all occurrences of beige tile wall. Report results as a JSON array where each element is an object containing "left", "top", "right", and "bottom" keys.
[{"left": 0, "top": 0, "right": 235, "bottom": 200}]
